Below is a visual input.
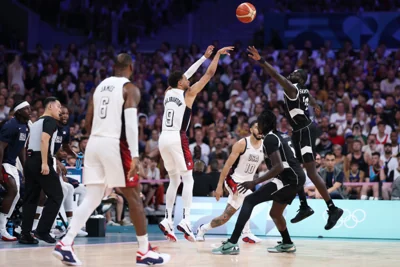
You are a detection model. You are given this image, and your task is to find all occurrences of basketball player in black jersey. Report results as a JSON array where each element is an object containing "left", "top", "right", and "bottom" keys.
[
  {"left": 212, "top": 110, "right": 305, "bottom": 255},
  {"left": 248, "top": 46, "right": 343, "bottom": 230}
]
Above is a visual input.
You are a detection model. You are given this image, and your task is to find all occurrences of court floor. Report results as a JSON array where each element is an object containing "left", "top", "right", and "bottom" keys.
[{"left": 0, "top": 225, "right": 399, "bottom": 267}]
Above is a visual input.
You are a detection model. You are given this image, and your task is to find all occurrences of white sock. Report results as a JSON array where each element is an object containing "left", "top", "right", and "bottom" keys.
[
  {"left": 33, "top": 206, "right": 43, "bottom": 230},
  {"left": 67, "top": 217, "right": 72, "bottom": 226},
  {"left": 165, "top": 171, "right": 180, "bottom": 222},
  {"left": 137, "top": 234, "right": 149, "bottom": 254},
  {"left": 32, "top": 219, "right": 39, "bottom": 231},
  {"left": 202, "top": 223, "right": 212, "bottom": 231},
  {"left": 181, "top": 170, "right": 194, "bottom": 222},
  {"left": 0, "top": 213, "right": 7, "bottom": 230},
  {"left": 361, "top": 195, "right": 367, "bottom": 200},
  {"left": 242, "top": 220, "right": 251, "bottom": 234},
  {"left": 61, "top": 184, "right": 106, "bottom": 246}
]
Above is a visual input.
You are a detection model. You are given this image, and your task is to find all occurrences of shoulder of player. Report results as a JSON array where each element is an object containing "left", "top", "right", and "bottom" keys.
[
  {"left": 264, "top": 132, "right": 281, "bottom": 143},
  {"left": 233, "top": 138, "right": 247, "bottom": 152}
]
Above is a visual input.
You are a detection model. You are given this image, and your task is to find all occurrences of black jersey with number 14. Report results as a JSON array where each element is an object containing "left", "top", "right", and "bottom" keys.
[{"left": 283, "top": 83, "right": 312, "bottom": 131}]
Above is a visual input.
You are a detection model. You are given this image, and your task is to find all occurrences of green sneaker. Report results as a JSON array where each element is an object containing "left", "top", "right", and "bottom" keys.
[
  {"left": 267, "top": 242, "right": 296, "bottom": 253},
  {"left": 212, "top": 241, "right": 240, "bottom": 255}
]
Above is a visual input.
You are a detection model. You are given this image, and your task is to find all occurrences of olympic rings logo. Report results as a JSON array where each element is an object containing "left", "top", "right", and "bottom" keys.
[{"left": 322, "top": 209, "right": 366, "bottom": 229}]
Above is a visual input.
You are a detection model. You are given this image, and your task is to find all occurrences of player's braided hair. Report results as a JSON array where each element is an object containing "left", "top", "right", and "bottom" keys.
[{"left": 257, "top": 109, "right": 277, "bottom": 134}]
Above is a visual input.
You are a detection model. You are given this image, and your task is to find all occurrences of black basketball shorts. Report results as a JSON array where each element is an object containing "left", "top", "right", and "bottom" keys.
[{"left": 291, "top": 123, "right": 318, "bottom": 163}]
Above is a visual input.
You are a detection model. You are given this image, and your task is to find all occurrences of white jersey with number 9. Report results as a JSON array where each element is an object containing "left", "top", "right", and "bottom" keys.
[
  {"left": 91, "top": 76, "right": 129, "bottom": 138},
  {"left": 162, "top": 89, "right": 191, "bottom": 132}
]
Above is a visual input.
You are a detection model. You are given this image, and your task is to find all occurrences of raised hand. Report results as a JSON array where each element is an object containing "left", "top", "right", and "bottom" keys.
[
  {"left": 247, "top": 46, "right": 261, "bottom": 61},
  {"left": 217, "top": 46, "right": 235, "bottom": 56},
  {"left": 204, "top": 45, "right": 214, "bottom": 58}
]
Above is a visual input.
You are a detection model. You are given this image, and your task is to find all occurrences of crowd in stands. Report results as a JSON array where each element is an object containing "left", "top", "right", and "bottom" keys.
[{"left": 1, "top": 37, "right": 400, "bottom": 223}]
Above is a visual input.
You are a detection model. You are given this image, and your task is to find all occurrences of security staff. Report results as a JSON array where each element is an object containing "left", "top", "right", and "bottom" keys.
[{"left": 19, "top": 97, "right": 63, "bottom": 244}]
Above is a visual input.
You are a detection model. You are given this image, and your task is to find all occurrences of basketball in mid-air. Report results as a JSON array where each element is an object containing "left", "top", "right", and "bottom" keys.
[{"left": 236, "top": 2, "right": 256, "bottom": 23}]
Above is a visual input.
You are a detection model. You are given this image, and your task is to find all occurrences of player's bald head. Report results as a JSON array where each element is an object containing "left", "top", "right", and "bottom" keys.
[{"left": 115, "top": 53, "right": 133, "bottom": 70}]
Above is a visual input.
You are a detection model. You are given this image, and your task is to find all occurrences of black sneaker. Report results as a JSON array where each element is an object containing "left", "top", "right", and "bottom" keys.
[
  {"left": 18, "top": 233, "right": 39, "bottom": 244},
  {"left": 34, "top": 232, "right": 56, "bottom": 243},
  {"left": 325, "top": 207, "right": 343, "bottom": 230},
  {"left": 290, "top": 206, "right": 314, "bottom": 223}
]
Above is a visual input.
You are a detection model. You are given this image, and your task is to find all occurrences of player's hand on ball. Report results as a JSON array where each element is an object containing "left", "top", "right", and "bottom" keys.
[
  {"left": 238, "top": 181, "right": 255, "bottom": 193},
  {"left": 215, "top": 185, "right": 223, "bottom": 201},
  {"left": 247, "top": 46, "right": 261, "bottom": 61},
  {"left": 204, "top": 45, "right": 214, "bottom": 58},
  {"left": 128, "top": 157, "right": 139, "bottom": 178},
  {"left": 217, "top": 46, "right": 234, "bottom": 56}
]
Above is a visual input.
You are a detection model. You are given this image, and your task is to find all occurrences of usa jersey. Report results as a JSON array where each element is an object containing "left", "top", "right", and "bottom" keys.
[
  {"left": 162, "top": 89, "right": 191, "bottom": 132},
  {"left": 0, "top": 118, "right": 29, "bottom": 166},
  {"left": 283, "top": 83, "right": 312, "bottom": 131},
  {"left": 230, "top": 137, "right": 264, "bottom": 183},
  {"left": 263, "top": 131, "right": 305, "bottom": 186},
  {"left": 54, "top": 125, "right": 70, "bottom": 154},
  {"left": 91, "top": 76, "right": 129, "bottom": 138}
]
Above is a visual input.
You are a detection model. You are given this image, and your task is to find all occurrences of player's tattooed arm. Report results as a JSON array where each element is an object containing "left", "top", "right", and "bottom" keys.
[
  {"left": 247, "top": 46, "right": 298, "bottom": 99},
  {"left": 210, "top": 204, "right": 237, "bottom": 227},
  {"left": 215, "top": 139, "right": 246, "bottom": 201}
]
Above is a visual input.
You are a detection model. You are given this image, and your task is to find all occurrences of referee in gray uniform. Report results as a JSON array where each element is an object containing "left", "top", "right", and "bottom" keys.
[{"left": 19, "top": 97, "right": 63, "bottom": 244}]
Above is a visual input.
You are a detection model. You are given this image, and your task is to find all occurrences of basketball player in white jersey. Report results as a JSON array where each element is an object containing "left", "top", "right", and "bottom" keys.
[
  {"left": 196, "top": 121, "right": 263, "bottom": 243},
  {"left": 158, "top": 45, "right": 234, "bottom": 242},
  {"left": 53, "top": 54, "right": 170, "bottom": 266}
]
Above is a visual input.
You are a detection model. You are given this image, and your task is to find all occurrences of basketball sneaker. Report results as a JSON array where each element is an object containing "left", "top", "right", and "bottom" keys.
[
  {"left": 290, "top": 205, "right": 314, "bottom": 223},
  {"left": 241, "top": 232, "right": 261, "bottom": 243},
  {"left": 177, "top": 219, "right": 195, "bottom": 242},
  {"left": 267, "top": 242, "right": 296, "bottom": 253},
  {"left": 325, "top": 207, "right": 344, "bottom": 230},
  {"left": 136, "top": 244, "right": 171, "bottom": 266},
  {"left": 158, "top": 219, "right": 177, "bottom": 242},
  {"left": 212, "top": 241, "right": 240, "bottom": 255},
  {"left": 52, "top": 241, "right": 82, "bottom": 266},
  {"left": 195, "top": 224, "right": 206, "bottom": 242},
  {"left": 0, "top": 229, "right": 17, "bottom": 241}
]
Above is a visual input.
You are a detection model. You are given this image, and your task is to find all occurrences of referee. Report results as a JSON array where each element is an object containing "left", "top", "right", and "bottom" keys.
[{"left": 19, "top": 97, "right": 64, "bottom": 244}]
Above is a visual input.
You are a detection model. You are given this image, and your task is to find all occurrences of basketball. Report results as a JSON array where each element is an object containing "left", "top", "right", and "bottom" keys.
[{"left": 236, "top": 2, "right": 256, "bottom": 23}]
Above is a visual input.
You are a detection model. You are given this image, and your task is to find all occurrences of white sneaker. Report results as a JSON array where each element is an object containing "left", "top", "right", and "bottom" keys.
[
  {"left": 107, "top": 221, "right": 120, "bottom": 226},
  {"left": 242, "top": 232, "right": 262, "bottom": 243},
  {"left": 158, "top": 219, "right": 177, "bottom": 242},
  {"left": 195, "top": 224, "right": 206, "bottom": 242},
  {"left": 0, "top": 229, "right": 17, "bottom": 241},
  {"left": 136, "top": 244, "right": 170, "bottom": 266},
  {"left": 177, "top": 220, "right": 195, "bottom": 242},
  {"left": 53, "top": 241, "right": 82, "bottom": 266},
  {"left": 77, "top": 229, "right": 88, "bottom": 237},
  {"left": 51, "top": 228, "right": 66, "bottom": 239}
]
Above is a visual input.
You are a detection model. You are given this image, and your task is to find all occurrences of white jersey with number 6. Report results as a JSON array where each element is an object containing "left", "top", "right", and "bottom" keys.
[
  {"left": 91, "top": 76, "right": 129, "bottom": 138},
  {"left": 162, "top": 89, "right": 191, "bottom": 132},
  {"left": 231, "top": 136, "right": 264, "bottom": 183}
]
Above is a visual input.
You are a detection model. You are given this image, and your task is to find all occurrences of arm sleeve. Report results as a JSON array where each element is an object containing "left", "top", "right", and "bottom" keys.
[
  {"left": 43, "top": 117, "right": 57, "bottom": 136},
  {"left": 263, "top": 134, "right": 280, "bottom": 156},
  {"left": 184, "top": 56, "right": 207, "bottom": 79}
]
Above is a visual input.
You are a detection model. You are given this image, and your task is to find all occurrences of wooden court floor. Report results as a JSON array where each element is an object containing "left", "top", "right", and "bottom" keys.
[{"left": 1, "top": 237, "right": 399, "bottom": 267}]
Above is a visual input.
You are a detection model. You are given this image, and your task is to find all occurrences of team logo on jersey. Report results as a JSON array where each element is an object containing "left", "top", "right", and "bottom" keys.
[
  {"left": 248, "top": 154, "right": 260, "bottom": 162},
  {"left": 55, "top": 136, "right": 63, "bottom": 144},
  {"left": 19, "top": 133, "right": 27, "bottom": 141}
]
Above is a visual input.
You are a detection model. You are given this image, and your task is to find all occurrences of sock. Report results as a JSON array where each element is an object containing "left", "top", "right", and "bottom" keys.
[
  {"left": 0, "top": 213, "right": 7, "bottom": 230},
  {"left": 202, "top": 223, "right": 212, "bottom": 231},
  {"left": 61, "top": 184, "right": 106, "bottom": 246},
  {"left": 361, "top": 195, "right": 367, "bottom": 200},
  {"left": 373, "top": 197, "right": 379, "bottom": 200},
  {"left": 242, "top": 220, "right": 251, "bottom": 234},
  {"left": 137, "top": 234, "right": 149, "bottom": 254},
  {"left": 67, "top": 217, "right": 72, "bottom": 226},
  {"left": 326, "top": 199, "right": 336, "bottom": 210},
  {"left": 279, "top": 228, "right": 293, "bottom": 244},
  {"left": 297, "top": 188, "right": 308, "bottom": 207},
  {"left": 181, "top": 170, "right": 194, "bottom": 222},
  {"left": 165, "top": 171, "right": 180, "bottom": 222},
  {"left": 32, "top": 219, "right": 39, "bottom": 231}
]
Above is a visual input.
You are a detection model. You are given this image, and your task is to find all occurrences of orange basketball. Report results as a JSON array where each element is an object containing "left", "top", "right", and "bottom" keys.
[{"left": 236, "top": 2, "right": 256, "bottom": 23}]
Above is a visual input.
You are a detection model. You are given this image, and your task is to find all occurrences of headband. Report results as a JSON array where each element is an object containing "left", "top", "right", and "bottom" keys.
[{"left": 14, "top": 101, "right": 30, "bottom": 112}]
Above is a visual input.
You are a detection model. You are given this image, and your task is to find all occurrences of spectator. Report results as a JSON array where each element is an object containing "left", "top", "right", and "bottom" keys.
[
  {"left": 189, "top": 130, "right": 210, "bottom": 165},
  {"left": 316, "top": 131, "right": 332, "bottom": 157},
  {"left": 192, "top": 160, "right": 213, "bottom": 197},
  {"left": 344, "top": 140, "right": 369, "bottom": 175},
  {"left": 380, "top": 69, "right": 400, "bottom": 95},
  {"left": 389, "top": 131, "right": 400, "bottom": 156},
  {"left": 362, "top": 134, "right": 383, "bottom": 158},
  {"left": 317, "top": 152, "right": 344, "bottom": 199},
  {"left": 344, "top": 161, "right": 365, "bottom": 199},
  {"left": 145, "top": 129, "right": 160, "bottom": 158},
  {"left": 387, "top": 153, "right": 400, "bottom": 200},
  {"left": 328, "top": 123, "right": 345, "bottom": 146},
  {"left": 333, "top": 144, "right": 345, "bottom": 171},
  {"left": 141, "top": 157, "right": 162, "bottom": 212},
  {"left": 209, "top": 137, "right": 228, "bottom": 163},
  {"left": 361, "top": 152, "right": 385, "bottom": 200}
]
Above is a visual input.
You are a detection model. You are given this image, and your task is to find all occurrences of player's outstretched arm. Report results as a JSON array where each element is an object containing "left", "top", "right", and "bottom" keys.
[
  {"left": 238, "top": 135, "right": 284, "bottom": 193},
  {"left": 183, "top": 45, "right": 214, "bottom": 79},
  {"left": 247, "top": 46, "right": 298, "bottom": 99},
  {"left": 124, "top": 83, "right": 141, "bottom": 178},
  {"left": 215, "top": 139, "right": 246, "bottom": 201},
  {"left": 187, "top": 46, "right": 234, "bottom": 98}
]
